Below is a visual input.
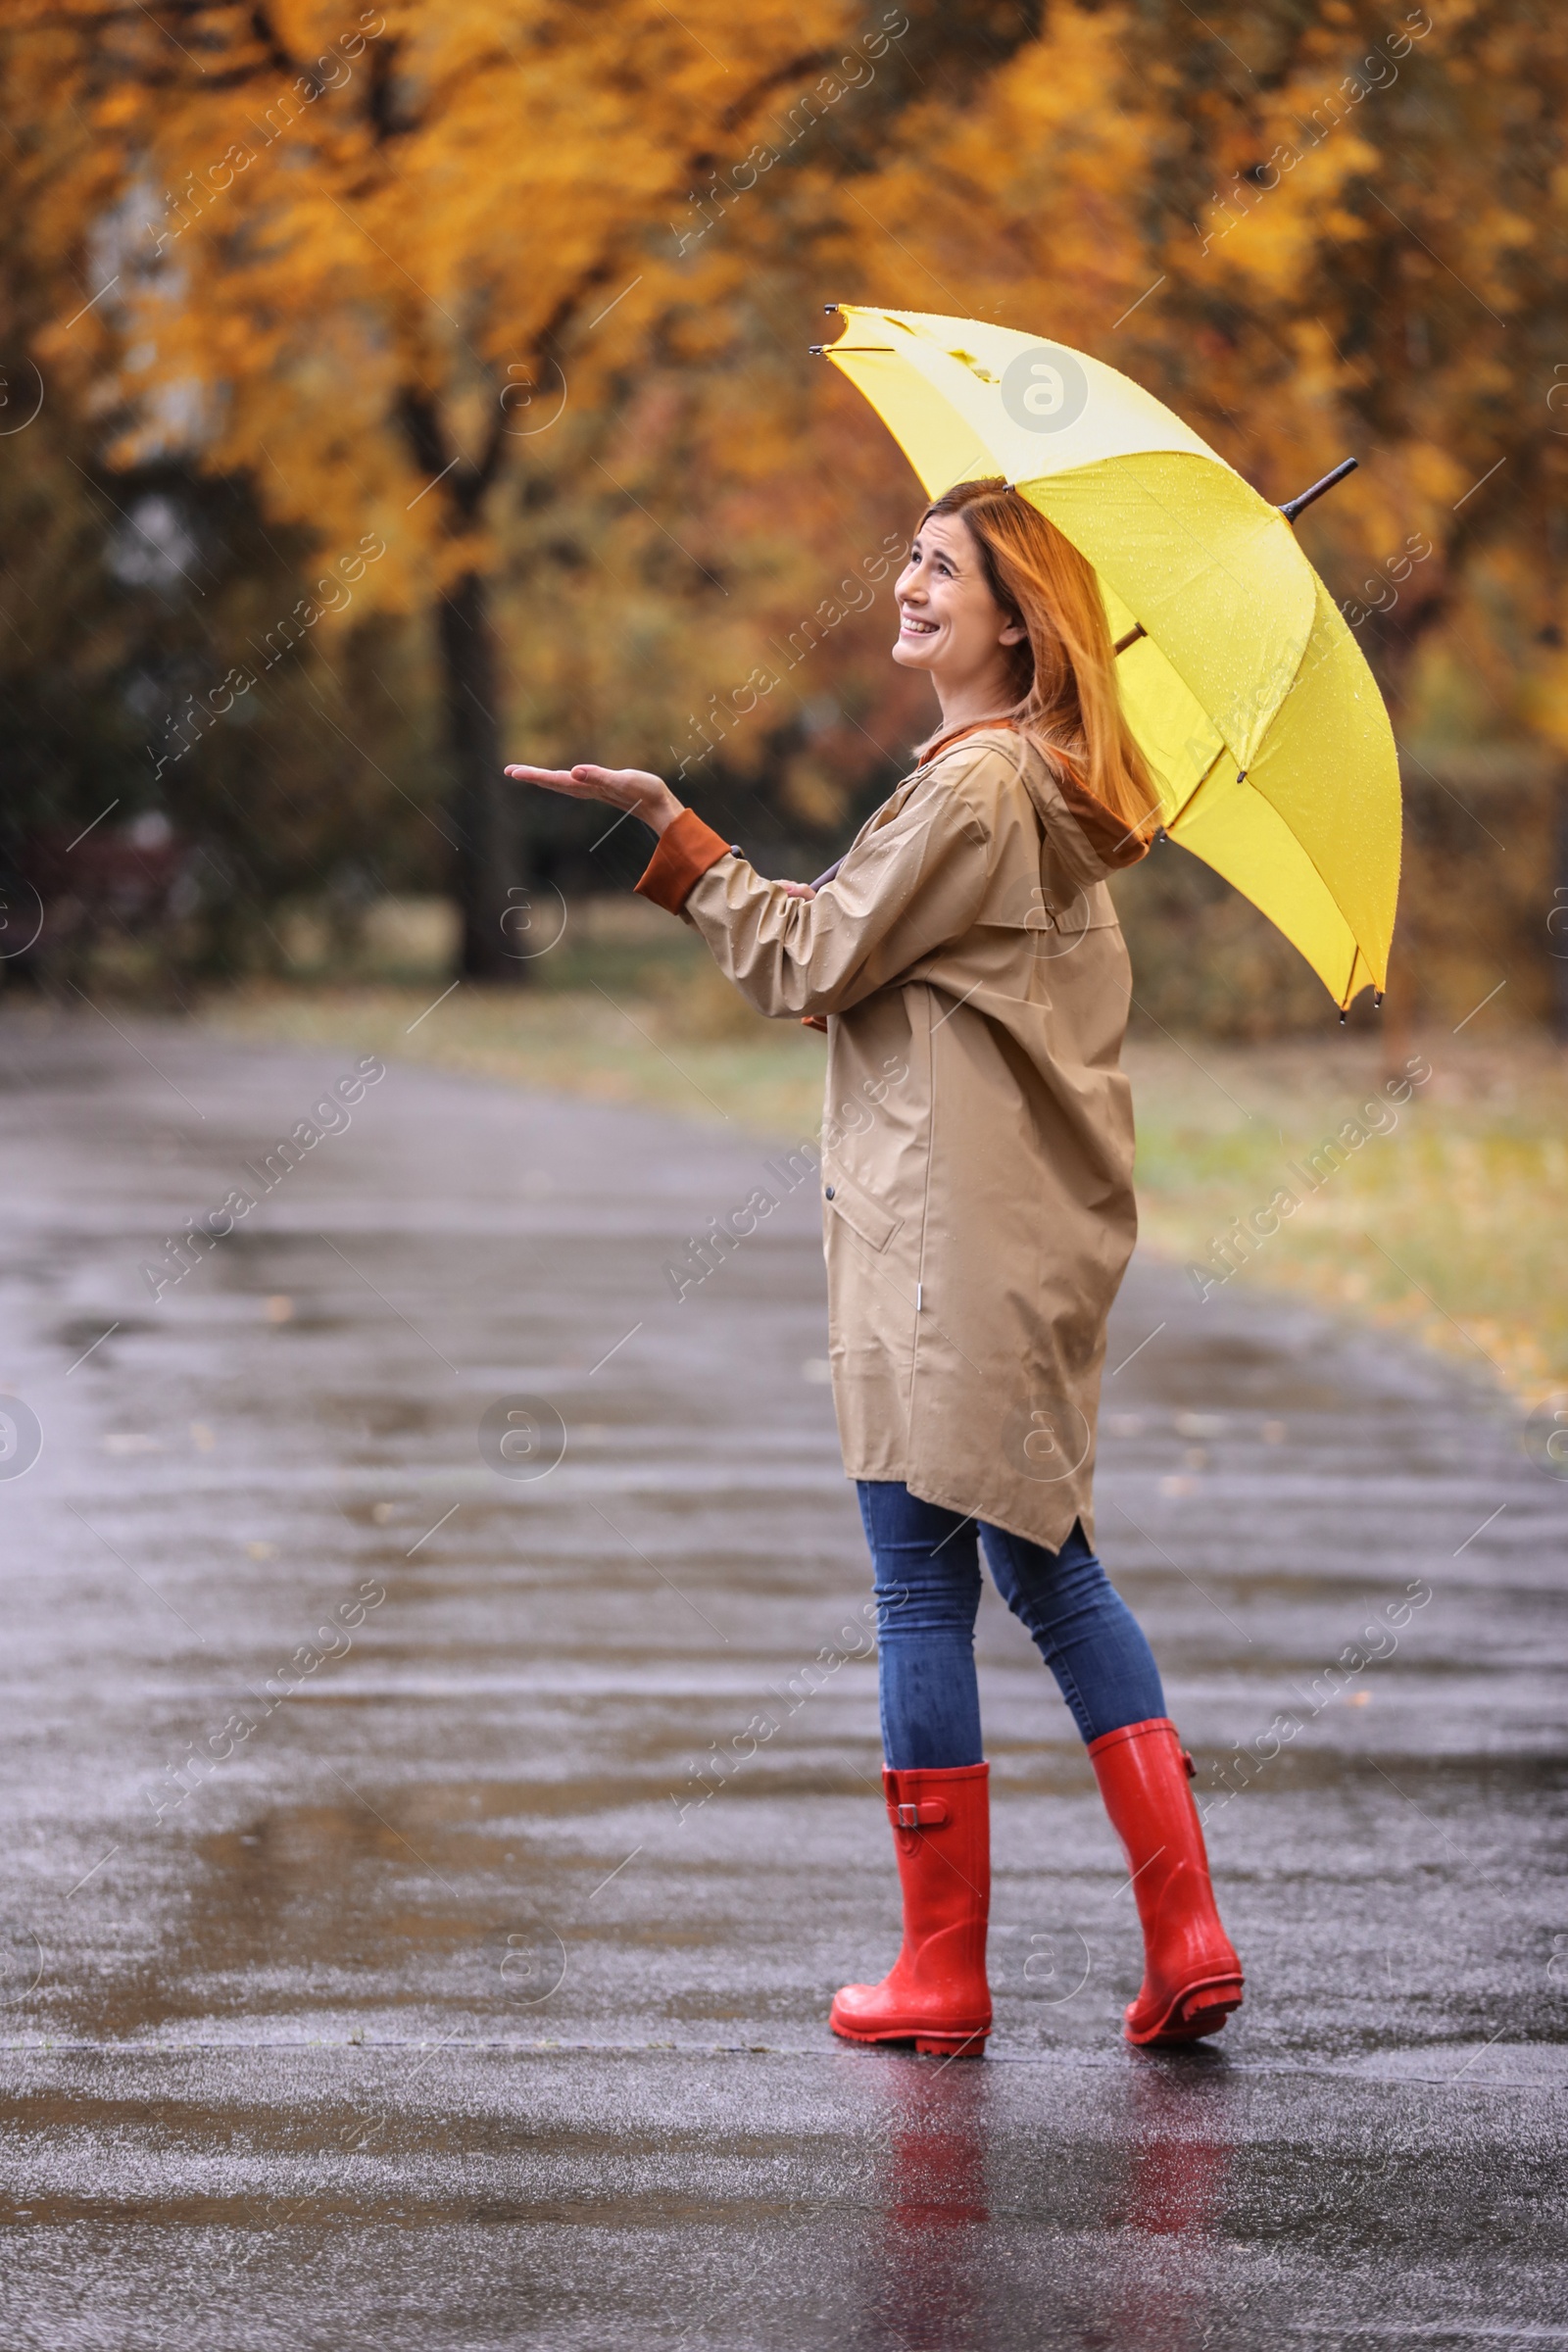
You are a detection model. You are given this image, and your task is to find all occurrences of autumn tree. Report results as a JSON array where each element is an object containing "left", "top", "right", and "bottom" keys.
[
  {"left": 36, "top": 0, "right": 931, "bottom": 976},
  {"left": 21, "top": 0, "right": 1568, "bottom": 1015}
]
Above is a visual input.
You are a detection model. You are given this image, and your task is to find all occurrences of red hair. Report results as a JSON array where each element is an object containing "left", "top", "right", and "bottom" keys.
[{"left": 920, "top": 477, "right": 1160, "bottom": 858}]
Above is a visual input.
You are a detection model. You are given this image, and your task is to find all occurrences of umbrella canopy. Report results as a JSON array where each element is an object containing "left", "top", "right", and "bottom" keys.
[{"left": 818, "top": 304, "right": 1400, "bottom": 1008}]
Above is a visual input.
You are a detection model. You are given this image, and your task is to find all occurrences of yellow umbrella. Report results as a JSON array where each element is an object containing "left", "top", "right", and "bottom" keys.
[{"left": 815, "top": 303, "right": 1400, "bottom": 1010}]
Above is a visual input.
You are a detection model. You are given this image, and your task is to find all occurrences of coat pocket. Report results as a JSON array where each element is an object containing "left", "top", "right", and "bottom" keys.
[{"left": 822, "top": 1165, "right": 902, "bottom": 1253}]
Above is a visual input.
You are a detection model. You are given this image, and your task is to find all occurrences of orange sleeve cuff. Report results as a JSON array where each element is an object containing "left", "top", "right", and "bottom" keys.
[{"left": 633, "top": 808, "right": 733, "bottom": 912}]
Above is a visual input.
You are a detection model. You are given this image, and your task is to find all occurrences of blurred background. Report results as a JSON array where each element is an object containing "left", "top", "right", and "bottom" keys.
[{"left": 2, "top": 0, "right": 1565, "bottom": 1389}]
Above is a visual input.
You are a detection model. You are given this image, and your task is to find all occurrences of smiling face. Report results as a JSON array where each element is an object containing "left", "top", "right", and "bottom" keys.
[{"left": 892, "top": 512, "right": 1026, "bottom": 704}]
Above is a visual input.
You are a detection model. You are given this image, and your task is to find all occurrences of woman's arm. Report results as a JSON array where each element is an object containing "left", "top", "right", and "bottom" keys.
[
  {"left": 503, "top": 759, "right": 819, "bottom": 900},
  {"left": 508, "top": 750, "right": 1001, "bottom": 1022},
  {"left": 660, "top": 768, "right": 998, "bottom": 1022}
]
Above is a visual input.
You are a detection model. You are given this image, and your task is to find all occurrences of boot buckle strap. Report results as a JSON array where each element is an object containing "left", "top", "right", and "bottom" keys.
[{"left": 891, "top": 1798, "right": 949, "bottom": 1829}]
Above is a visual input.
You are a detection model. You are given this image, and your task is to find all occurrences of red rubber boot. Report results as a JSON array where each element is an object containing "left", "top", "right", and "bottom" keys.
[
  {"left": 1088, "top": 1718, "right": 1244, "bottom": 2047},
  {"left": 830, "top": 1762, "right": 992, "bottom": 2058}
]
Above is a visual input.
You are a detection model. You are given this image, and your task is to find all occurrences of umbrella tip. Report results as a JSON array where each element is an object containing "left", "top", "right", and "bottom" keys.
[
  {"left": 1339, "top": 1008, "right": 1349, "bottom": 1026},
  {"left": 1374, "top": 990, "right": 1384, "bottom": 1009},
  {"left": 824, "top": 303, "right": 841, "bottom": 315},
  {"left": 1280, "top": 456, "right": 1359, "bottom": 524}
]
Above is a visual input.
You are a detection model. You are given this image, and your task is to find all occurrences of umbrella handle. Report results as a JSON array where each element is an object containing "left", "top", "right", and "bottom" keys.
[{"left": 1115, "top": 457, "right": 1359, "bottom": 655}]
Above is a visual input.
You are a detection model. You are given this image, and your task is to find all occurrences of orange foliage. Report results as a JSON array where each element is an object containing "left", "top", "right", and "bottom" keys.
[{"left": 10, "top": 0, "right": 1568, "bottom": 994}]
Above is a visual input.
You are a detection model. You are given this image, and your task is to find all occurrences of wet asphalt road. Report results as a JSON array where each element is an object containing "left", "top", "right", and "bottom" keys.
[{"left": 0, "top": 1010, "right": 1563, "bottom": 2351}]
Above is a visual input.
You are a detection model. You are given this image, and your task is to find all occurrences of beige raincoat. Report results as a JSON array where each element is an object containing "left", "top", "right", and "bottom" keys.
[{"left": 636, "top": 720, "right": 1149, "bottom": 1551}]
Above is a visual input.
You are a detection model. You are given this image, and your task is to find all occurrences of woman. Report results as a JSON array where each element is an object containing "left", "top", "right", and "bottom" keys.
[{"left": 508, "top": 477, "right": 1243, "bottom": 2057}]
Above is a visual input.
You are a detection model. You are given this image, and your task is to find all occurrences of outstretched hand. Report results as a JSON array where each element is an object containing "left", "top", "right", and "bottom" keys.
[
  {"left": 504, "top": 761, "right": 684, "bottom": 838},
  {"left": 505, "top": 762, "right": 819, "bottom": 895}
]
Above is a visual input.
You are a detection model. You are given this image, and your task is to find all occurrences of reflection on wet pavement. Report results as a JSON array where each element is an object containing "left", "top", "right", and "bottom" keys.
[{"left": 0, "top": 1014, "right": 1563, "bottom": 2347}]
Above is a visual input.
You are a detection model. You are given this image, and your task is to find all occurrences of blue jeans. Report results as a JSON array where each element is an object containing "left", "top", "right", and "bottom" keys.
[{"left": 858, "top": 1481, "right": 1166, "bottom": 1769}]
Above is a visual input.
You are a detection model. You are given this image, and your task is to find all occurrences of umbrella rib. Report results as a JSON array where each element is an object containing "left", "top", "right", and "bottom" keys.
[
  {"left": 1099, "top": 470, "right": 1388, "bottom": 995},
  {"left": 1175, "top": 752, "right": 1388, "bottom": 1002},
  {"left": 1111, "top": 460, "right": 1355, "bottom": 660},
  {"left": 1094, "top": 475, "right": 1303, "bottom": 718}
]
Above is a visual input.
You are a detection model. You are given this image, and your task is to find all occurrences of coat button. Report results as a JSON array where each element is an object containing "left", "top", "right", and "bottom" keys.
[{"left": 824, "top": 1185, "right": 835, "bottom": 1200}]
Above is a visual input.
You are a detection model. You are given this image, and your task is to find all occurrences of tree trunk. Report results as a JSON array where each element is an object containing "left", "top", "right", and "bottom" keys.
[{"left": 436, "top": 567, "right": 522, "bottom": 981}]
